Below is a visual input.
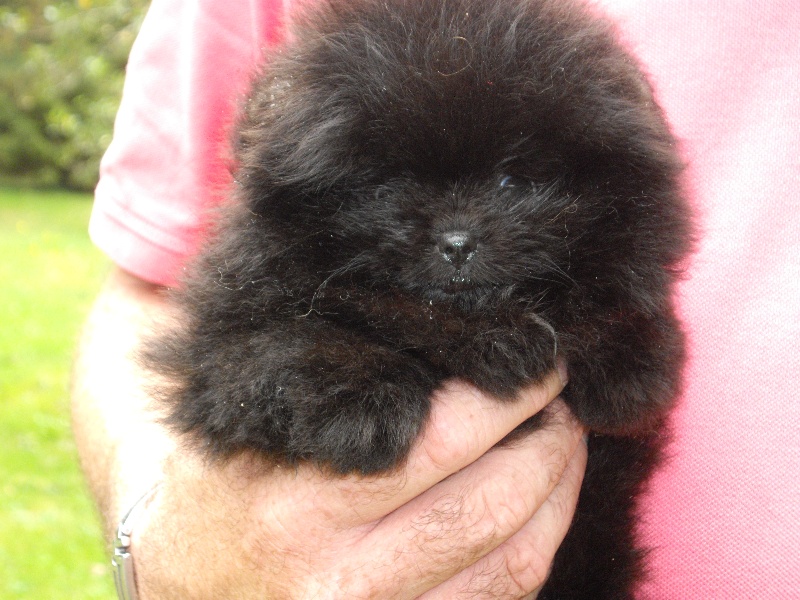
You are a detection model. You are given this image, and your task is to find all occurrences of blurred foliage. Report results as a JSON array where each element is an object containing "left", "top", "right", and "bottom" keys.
[{"left": 0, "top": 0, "right": 149, "bottom": 190}]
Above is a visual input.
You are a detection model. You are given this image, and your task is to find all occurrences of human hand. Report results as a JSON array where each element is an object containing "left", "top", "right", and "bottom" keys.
[{"left": 132, "top": 371, "right": 587, "bottom": 599}]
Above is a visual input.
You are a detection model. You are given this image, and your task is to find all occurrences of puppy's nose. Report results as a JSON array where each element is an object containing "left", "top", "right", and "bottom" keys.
[{"left": 437, "top": 231, "right": 477, "bottom": 269}]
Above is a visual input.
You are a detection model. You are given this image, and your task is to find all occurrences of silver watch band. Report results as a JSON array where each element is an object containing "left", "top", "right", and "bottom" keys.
[{"left": 112, "top": 485, "right": 160, "bottom": 600}]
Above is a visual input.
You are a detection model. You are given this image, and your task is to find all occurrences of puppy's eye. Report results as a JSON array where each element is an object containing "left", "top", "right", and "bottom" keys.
[{"left": 498, "top": 175, "right": 530, "bottom": 190}]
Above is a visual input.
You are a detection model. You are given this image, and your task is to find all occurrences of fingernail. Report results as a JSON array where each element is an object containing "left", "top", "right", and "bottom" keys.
[{"left": 557, "top": 357, "right": 569, "bottom": 386}]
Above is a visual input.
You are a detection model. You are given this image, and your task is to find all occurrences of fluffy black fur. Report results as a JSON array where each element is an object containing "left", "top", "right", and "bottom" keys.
[{"left": 146, "top": 0, "right": 692, "bottom": 596}]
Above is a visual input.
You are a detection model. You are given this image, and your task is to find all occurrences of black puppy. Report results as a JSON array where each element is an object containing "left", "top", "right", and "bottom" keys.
[{"left": 147, "top": 0, "right": 692, "bottom": 596}]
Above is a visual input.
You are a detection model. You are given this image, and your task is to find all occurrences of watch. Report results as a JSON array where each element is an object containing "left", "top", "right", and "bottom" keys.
[{"left": 111, "top": 486, "right": 160, "bottom": 600}]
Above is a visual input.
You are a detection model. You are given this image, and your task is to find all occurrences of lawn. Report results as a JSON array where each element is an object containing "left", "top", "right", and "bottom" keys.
[{"left": 0, "top": 188, "right": 114, "bottom": 598}]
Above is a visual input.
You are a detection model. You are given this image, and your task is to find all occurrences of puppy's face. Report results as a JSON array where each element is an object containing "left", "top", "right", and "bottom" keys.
[
  {"left": 236, "top": 0, "right": 683, "bottom": 311},
  {"left": 319, "top": 172, "right": 575, "bottom": 311}
]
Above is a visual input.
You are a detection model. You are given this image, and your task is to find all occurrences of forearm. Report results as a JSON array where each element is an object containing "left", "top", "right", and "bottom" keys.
[{"left": 71, "top": 267, "right": 175, "bottom": 535}]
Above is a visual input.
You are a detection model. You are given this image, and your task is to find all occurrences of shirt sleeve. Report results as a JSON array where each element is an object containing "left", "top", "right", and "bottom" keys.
[{"left": 89, "top": 0, "right": 287, "bottom": 286}]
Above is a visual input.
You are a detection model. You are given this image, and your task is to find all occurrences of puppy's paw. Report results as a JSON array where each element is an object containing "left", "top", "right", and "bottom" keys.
[
  {"left": 285, "top": 343, "right": 436, "bottom": 474},
  {"left": 561, "top": 313, "right": 684, "bottom": 433},
  {"left": 450, "top": 314, "right": 558, "bottom": 398}
]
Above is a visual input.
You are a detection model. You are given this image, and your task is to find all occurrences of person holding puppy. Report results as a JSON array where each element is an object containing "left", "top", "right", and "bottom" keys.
[{"left": 72, "top": 0, "right": 800, "bottom": 598}]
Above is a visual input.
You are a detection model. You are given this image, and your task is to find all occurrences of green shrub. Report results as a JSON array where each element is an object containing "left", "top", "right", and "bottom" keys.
[{"left": 0, "top": 0, "right": 148, "bottom": 190}]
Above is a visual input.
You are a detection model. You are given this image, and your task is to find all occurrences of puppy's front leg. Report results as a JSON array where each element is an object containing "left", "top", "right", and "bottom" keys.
[
  {"left": 430, "top": 312, "right": 559, "bottom": 400},
  {"left": 560, "top": 309, "right": 685, "bottom": 433},
  {"left": 167, "top": 317, "right": 438, "bottom": 474},
  {"left": 284, "top": 320, "right": 441, "bottom": 473}
]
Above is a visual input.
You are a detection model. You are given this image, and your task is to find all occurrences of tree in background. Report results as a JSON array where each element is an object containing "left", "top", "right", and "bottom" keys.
[{"left": 0, "top": 0, "right": 148, "bottom": 191}]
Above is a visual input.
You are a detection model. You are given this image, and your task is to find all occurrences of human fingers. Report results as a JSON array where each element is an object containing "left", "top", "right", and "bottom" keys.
[
  {"left": 131, "top": 378, "right": 573, "bottom": 599},
  {"left": 419, "top": 418, "right": 588, "bottom": 599},
  {"left": 130, "top": 371, "right": 563, "bottom": 598},
  {"left": 353, "top": 398, "right": 585, "bottom": 599},
  {"left": 274, "top": 370, "right": 567, "bottom": 527}
]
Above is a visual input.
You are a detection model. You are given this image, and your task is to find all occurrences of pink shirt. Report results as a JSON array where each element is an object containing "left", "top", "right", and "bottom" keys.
[{"left": 90, "top": 0, "right": 800, "bottom": 596}]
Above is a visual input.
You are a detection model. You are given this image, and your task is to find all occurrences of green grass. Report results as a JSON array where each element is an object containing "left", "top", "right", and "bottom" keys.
[{"left": 0, "top": 189, "right": 114, "bottom": 598}]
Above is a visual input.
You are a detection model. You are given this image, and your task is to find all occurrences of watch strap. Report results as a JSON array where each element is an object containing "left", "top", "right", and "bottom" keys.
[{"left": 112, "top": 485, "right": 160, "bottom": 600}]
